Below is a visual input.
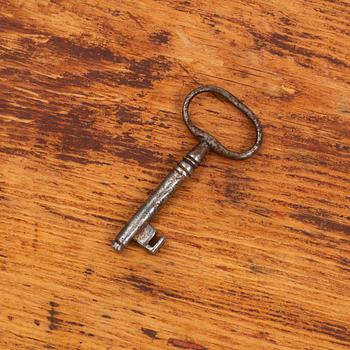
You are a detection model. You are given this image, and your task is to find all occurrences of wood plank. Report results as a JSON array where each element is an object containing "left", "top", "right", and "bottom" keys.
[{"left": 0, "top": 1, "right": 349, "bottom": 349}]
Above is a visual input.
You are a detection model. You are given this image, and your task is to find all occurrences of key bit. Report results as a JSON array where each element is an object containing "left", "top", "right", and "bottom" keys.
[{"left": 134, "top": 225, "right": 166, "bottom": 254}]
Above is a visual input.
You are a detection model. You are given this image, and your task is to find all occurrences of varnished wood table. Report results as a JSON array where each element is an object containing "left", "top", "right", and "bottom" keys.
[{"left": 0, "top": 1, "right": 349, "bottom": 349}]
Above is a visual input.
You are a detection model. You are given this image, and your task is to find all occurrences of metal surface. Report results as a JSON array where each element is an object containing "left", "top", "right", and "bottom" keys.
[
  {"left": 112, "top": 85, "right": 263, "bottom": 254},
  {"left": 183, "top": 85, "right": 263, "bottom": 160}
]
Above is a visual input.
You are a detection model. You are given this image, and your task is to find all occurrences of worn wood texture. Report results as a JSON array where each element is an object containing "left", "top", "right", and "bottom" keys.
[{"left": 0, "top": 0, "right": 349, "bottom": 349}]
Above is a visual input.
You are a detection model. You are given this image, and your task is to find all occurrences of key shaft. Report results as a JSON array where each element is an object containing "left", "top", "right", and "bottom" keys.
[{"left": 112, "top": 141, "right": 209, "bottom": 253}]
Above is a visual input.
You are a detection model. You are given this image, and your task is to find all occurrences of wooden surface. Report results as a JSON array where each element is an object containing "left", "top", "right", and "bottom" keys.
[{"left": 0, "top": 1, "right": 349, "bottom": 349}]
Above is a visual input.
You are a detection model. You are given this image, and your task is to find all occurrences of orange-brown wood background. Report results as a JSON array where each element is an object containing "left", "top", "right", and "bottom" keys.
[{"left": 0, "top": 1, "right": 349, "bottom": 349}]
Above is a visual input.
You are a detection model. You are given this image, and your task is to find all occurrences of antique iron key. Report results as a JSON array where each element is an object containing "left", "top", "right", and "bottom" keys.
[{"left": 112, "top": 86, "right": 263, "bottom": 254}]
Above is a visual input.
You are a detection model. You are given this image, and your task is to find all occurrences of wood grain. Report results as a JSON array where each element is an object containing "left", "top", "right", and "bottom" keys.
[{"left": 0, "top": 1, "right": 349, "bottom": 349}]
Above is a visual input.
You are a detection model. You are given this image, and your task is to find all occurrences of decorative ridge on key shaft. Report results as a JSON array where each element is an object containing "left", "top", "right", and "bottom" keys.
[{"left": 112, "top": 86, "right": 263, "bottom": 254}]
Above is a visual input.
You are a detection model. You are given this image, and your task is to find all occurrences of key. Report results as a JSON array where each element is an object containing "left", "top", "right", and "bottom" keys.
[{"left": 112, "top": 86, "right": 263, "bottom": 254}]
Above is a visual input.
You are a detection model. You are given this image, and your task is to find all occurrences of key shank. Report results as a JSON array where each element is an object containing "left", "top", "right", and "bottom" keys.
[{"left": 112, "top": 141, "right": 209, "bottom": 254}]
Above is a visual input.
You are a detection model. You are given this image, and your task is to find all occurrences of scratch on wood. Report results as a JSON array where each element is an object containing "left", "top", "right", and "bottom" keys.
[
  {"left": 141, "top": 327, "right": 158, "bottom": 339},
  {"left": 48, "top": 301, "right": 61, "bottom": 331},
  {"left": 167, "top": 338, "right": 208, "bottom": 350}
]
